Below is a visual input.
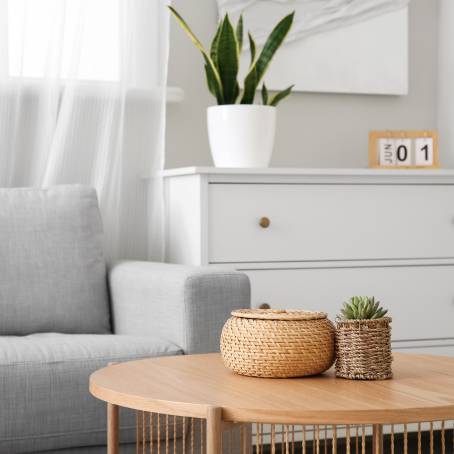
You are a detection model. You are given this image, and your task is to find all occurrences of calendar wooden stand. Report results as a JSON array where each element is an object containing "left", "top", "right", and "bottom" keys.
[
  {"left": 90, "top": 352, "right": 454, "bottom": 454},
  {"left": 369, "top": 130, "right": 440, "bottom": 169}
]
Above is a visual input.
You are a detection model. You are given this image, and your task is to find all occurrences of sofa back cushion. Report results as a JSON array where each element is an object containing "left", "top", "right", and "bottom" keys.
[{"left": 0, "top": 185, "right": 111, "bottom": 334}]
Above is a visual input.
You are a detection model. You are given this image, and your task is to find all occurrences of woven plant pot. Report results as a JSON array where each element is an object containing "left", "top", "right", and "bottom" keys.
[
  {"left": 335, "top": 317, "right": 393, "bottom": 380},
  {"left": 220, "top": 308, "right": 335, "bottom": 378}
]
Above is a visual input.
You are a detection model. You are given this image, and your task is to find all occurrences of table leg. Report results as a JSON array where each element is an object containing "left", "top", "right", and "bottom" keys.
[
  {"left": 206, "top": 407, "right": 222, "bottom": 454},
  {"left": 107, "top": 403, "right": 119, "bottom": 454},
  {"left": 372, "top": 424, "right": 383, "bottom": 454},
  {"left": 241, "top": 423, "right": 252, "bottom": 454}
]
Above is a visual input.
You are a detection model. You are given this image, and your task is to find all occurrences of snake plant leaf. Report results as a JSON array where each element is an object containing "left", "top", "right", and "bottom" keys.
[
  {"left": 248, "top": 32, "right": 256, "bottom": 67},
  {"left": 236, "top": 15, "right": 244, "bottom": 55},
  {"left": 170, "top": 7, "right": 294, "bottom": 107},
  {"left": 241, "top": 12, "right": 294, "bottom": 104},
  {"left": 261, "top": 83, "right": 269, "bottom": 105},
  {"left": 169, "top": 6, "right": 224, "bottom": 103},
  {"left": 241, "top": 35, "right": 258, "bottom": 104},
  {"left": 269, "top": 84, "right": 294, "bottom": 106},
  {"left": 204, "top": 64, "right": 224, "bottom": 104},
  {"left": 217, "top": 14, "right": 240, "bottom": 104},
  {"left": 168, "top": 6, "right": 212, "bottom": 63},
  {"left": 241, "top": 66, "right": 257, "bottom": 104},
  {"left": 255, "top": 11, "right": 294, "bottom": 82},
  {"left": 204, "top": 64, "right": 218, "bottom": 98},
  {"left": 210, "top": 24, "right": 222, "bottom": 67},
  {"left": 233, "top": 81, "right": 240, "bottom": 104}
]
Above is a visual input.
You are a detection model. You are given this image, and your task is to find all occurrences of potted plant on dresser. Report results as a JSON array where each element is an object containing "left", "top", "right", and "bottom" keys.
[
  {"left": 169, "top": 7, "right": 294, "bottom": 168},
  {"left": 335, "top": 296, "right": 393, "bottom": 380}
]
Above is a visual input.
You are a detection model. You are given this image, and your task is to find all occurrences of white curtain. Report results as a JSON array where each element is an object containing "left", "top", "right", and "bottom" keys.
[
  {"left": 217, "top": 0, "right": 410, "bottom": 46},
  {"left": 0, "top": 0, "right": 170, "bottom": 260}
]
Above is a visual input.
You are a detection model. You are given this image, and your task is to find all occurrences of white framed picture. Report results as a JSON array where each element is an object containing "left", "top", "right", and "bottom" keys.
[{"left": 218, "top": 1, "right": 409, "bottom": 95}]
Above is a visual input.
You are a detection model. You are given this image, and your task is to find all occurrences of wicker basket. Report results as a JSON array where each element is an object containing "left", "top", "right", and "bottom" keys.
[
  {"left": 335, "top": 317, "right": 393, "bottom": 380},
  {"left": 220, "top": 308, "right": 335, "bottom": 378}
]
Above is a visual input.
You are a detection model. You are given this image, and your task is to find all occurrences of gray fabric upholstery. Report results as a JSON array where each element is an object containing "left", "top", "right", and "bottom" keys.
[
  {"left": 0, "top": 185, "right": 110, "bottom": 335},
  {"left": 0, "top": 333, "right": 182, "bottom": 453},
  {"left": 109, "top": 261, "right": 251, "bottom": 354},
  {"left": 0, "top": 184, "right": 251, "bottom": 453}
]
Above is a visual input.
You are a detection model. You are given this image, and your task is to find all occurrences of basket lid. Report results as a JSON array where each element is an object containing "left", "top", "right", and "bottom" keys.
[{"left": 231, "top": 308, "right": 328, "bottom": 321}]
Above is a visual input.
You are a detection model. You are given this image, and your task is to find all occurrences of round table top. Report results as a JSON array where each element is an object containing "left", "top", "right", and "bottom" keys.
[{"left": 89, "top": 352, "right": 454, "bottom": 425}]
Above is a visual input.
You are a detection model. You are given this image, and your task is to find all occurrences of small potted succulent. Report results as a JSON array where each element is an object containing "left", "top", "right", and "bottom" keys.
[
  {"left": 169, "top": 7, "right": 294, "bottom": 168},
  {"left": 335, "top": 296, "right": 392, "bottom": 380}
]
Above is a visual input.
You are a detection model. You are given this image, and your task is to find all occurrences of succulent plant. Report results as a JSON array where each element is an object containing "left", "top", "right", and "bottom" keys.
[
  {"left": 169, "top": 6, "right": 294, "bottom": 106},
  {"left": 339, "top": 296, "right": 388, "bottom": 320}
]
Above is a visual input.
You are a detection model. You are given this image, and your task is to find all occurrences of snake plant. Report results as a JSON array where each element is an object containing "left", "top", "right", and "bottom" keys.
[
  {"left": 169, "top": 7, "right": 294, "bottom": 106},
  {"left": 339, "top": 296, "right": 388, "bottom": 320}
]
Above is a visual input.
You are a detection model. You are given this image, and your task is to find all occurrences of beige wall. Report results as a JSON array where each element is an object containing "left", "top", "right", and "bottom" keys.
[{"left": 165, "top": 0, "right": 439, "bottom": 169}]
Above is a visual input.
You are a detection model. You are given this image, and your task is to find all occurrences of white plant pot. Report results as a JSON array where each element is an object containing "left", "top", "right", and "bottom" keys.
[{"left": 207, "top": 105, "right": 276, "bottom": 168}]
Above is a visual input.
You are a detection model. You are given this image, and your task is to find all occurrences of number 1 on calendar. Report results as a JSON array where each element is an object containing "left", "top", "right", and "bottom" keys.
[{"left": 415, "top": 138, "right": 434, "bottom": 166}]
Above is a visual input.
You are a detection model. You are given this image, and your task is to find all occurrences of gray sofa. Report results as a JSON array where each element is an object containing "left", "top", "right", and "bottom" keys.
[{"left": 0, "top": 185, "right": 250, "bottom": 454}]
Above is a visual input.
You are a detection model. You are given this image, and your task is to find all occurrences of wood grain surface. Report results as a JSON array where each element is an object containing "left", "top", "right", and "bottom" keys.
[{"left": 90, "top": 352, "right": 454, "bottom": 425}]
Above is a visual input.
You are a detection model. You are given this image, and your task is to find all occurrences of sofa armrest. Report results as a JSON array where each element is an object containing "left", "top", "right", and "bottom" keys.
[{"left": 108, "top": 261, "right": 250, "bottom": 354}]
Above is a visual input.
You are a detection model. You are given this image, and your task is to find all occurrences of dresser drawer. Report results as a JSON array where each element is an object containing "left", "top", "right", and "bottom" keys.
[
  {"left": 245, "top": 265, "right": 454, "bottom": 341},
  {"left": 393, "top": 340, "right": 454, "bottom": 356},
  {"left": 208, "top": 184, "right": 454, "bottom": 263}
]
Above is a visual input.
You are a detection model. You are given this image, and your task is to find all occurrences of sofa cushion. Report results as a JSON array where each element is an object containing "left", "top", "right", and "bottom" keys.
[
  {"left": 0, "top": 185, "right": 110, "bottom": 334},
  {"left": 0, "top": 333, "right": 183, "bottom": 453}
]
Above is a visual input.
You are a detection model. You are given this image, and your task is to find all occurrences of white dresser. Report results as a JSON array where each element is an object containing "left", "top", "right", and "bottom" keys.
[{"left": 163, "top": 167, "right": 454, "bottom": 356}]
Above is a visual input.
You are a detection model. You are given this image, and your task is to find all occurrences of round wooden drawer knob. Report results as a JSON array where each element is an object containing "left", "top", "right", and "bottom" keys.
[{"left": 259, "top": 217, "right": 270, "bottom": 228}]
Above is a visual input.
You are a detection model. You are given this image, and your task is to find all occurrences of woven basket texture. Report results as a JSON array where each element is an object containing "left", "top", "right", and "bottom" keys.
[
  {"left": 335, "top": 317, "right": 393, "bottom": 380},
  {"left": 220, "top": 309, "right": 335, "bottom": 378}
]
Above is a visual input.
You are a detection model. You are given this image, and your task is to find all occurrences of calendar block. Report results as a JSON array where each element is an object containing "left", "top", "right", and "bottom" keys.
[
  {"left": 395, "top": 139, "right": 412, "bottom": 166},
  {"left": 378, "top": 139, "right": 396, "bottom": 166},
  {"left": 415, "top": 137, "right": 434, "bottom": 166},
  {"left": 369, "top": 131, "right": 439, "bottom": 169}
]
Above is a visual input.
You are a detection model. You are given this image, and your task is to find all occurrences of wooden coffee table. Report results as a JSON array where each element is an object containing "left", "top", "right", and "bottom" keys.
[{"left": 90, "top": 352, "right": 454, "bottom": 454}]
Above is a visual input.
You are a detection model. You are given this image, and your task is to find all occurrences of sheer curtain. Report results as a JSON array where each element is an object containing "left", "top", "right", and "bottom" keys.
[{"left": 0, "top": 0, "right": 170, "bottom": 260}]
